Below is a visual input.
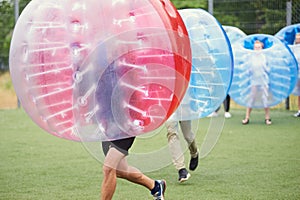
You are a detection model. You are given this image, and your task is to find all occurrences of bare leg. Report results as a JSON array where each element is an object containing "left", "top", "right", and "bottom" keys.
[
  {"left": 116, "top": 159, "right": 154, "bottom": 190},
  {"left": 242, "top": 107, "right": 252, "bottom": 124},
  {"left": 101, "top": 147, "right": 156, "bottom": 200},
  {"left": 245, "top": 107, "right": 252, "bottom": 119},
  {"left": 293, "top": 96, "right": 300, "bottom": 117},
  {"left": 264, "top": 107, "right": 272, "bottom": 125},
  {"left": 101, "top": 148, "right": 125, "bottom": 200},
  {"left": 101, "top": 166, "right": 117, "bottom": 200},
  {"left": 115, "top": 155, "right": 166, "bottom": 198},
  {"left": 264, "top": 107, "right": 270, "bottom": 120}
]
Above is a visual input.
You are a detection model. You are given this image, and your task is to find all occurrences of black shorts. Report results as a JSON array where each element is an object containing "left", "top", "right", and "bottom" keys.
[{"left": 102, "top": 137, "right": 135, "bottom": 156}]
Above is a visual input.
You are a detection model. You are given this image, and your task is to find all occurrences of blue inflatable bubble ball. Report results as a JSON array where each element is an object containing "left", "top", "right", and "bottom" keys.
[
  {"left": 169, "top": 8, "right": 233, "bottom": 121},
  {"left": 223, "top": 25, "right": 247, "bottom": 44},
  {"left": 275, "top": 24, "right": 300, "bottom": 96},
  {"left": 229, "top": 34, "right": 298, "bottom": 108}
]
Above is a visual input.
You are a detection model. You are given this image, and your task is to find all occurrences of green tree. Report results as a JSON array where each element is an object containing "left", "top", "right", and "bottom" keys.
[
  {"left": 291, "top": 0, "right": 300, "bottom": 24},
  {"left": 0, "top": 0, "right": 31, "bottom": 71},
  {"left": 251, "top": 0, "right": 286, "bottom": 34},
  {"left": 214, "top": 0, "right": 258, "bottom": 34},
  {"left": 19, "top": 0, "right": 31, "bottom": 12},
  {"left": 170, "top": 0, "right": 207, "bottom": 9},
  {"left": 0, "top": 0, "right": 14, "bottom": 70},
  {"left": 214, "top": 0, "right": 288, "bottom": 35}
]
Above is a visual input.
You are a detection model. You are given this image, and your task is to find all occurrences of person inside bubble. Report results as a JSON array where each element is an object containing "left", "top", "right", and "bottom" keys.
[
  {"left": 99, "top": 65, "right": 166, "bottom": 200},
  {"left": 101, "top": 137, "right": 166, "bottom": 200},
  {"left": 293, "top": 33, "right": 300, "bottom": 118},
  {"left": 165, "top": 120, "right": 199, "bottom": 183},
  {"left": 242, "top": 40, "right": 272, "bottom": 125}
]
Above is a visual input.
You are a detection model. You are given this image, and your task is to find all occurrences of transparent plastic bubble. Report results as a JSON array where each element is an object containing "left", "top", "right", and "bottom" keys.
[
  {"left": 170, "top": 8, "right": 233, "bottom": 120},
  {"left": 73, "top": 35, "right": 191, "bottom": 142},
  {"left": 10, "top": 0, "right": 80, "bottom": 141},
  {"left": 275, "top": 24, "right": 300, "bottom": 96},
  {"left": 229, "top": 34, "right": 298, "bottom": 108},
  {"left": 9, "top": 0, "right": 191, "bottom": 141},
  {"left": 223, "top": 25, "right": 247, "bottom": 44},
  {"left": 76, "top": 0, "right": 194, "bottom": 172}
]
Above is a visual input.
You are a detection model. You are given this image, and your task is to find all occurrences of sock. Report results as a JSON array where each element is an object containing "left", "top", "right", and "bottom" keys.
[{"left": 150, "top": 181, "right": 160, "bottom": 195}]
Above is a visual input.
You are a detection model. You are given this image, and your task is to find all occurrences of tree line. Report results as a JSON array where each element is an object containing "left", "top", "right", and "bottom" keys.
[{"left": 0, "top": 0, "right": 298, "bottom": 71}]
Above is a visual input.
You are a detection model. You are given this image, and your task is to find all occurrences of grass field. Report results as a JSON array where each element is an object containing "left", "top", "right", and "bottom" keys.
[{"left": 0, "top": 108, "right": 299, "bottom": 200}]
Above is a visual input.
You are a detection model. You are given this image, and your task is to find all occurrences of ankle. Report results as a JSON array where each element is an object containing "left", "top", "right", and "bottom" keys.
[{"left": 150, "top": 181, "right": 160, "bottom": 195}]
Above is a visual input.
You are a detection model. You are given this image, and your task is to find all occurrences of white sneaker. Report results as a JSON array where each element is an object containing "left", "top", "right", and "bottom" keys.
[
  {"left": 207, "top": 112, "right": 218, "bottom": 117},
  {"left": 224, "top": 112, "right": 232, "bottom": 118},
  {"left": 294, "top": 111, "right": 300, "bottom": 117}
]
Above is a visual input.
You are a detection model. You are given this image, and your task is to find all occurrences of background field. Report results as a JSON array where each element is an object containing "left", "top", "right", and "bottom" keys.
[
  {"left": 0, "top": 108, "right": 299, "bottom": 200},
  {"left": 1, "top": 71, "right": 299, "bottom": 111}
]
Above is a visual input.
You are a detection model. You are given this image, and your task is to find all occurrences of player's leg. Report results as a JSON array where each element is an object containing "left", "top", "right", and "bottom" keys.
[
  {"left": 180, "top": 121, "right": 198, "bottom": 171},
  {"left": 115, "top": 150, "right": 166, "bottom": 199},
  {"left": 101, "top": 147, "right": 125, "bottom": 200}
]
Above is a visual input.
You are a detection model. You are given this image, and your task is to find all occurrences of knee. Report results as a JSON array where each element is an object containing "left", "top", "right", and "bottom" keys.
[
  {"left": 184, "top": 134, "right": 195, "bottom": 144},
  {"left": 102, "top": 165, "right": 116, "bottom": 177},
  {"left": 116, "top": 170, "right": 126, "bottom": 179},
  {"left": 167, "top": 132, "right": 178, "bottom": 142}
]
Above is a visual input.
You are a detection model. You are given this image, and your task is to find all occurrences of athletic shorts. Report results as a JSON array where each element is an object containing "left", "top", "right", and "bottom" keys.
[{"left": 102, "top": 137, "right": 135, "bottom": 156}]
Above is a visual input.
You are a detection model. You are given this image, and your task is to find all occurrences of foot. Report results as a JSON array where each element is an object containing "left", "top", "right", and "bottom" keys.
[
  {"left": 242, "top": 118, "right": 249, "bottom": 125},
  {"left": 224, "top": 112, "right": 232, "bottom": 118},
  {"left": 207, "top": 112, "right": 218, "bottom": 117},
  {"left": 189, "top": 153, "right": 199, "bottom": 171},
  {"left": 178, "top": 168, "right": 191, "bottom": 183},
  {"left": 265, "top": 119, "right": 272, "bottom": 125},
  {"left": 294, "top": 112, "right": 300, "bottom": 117},
  {"left": 152, "top": 180, "right": 166, "bottom": 200}
]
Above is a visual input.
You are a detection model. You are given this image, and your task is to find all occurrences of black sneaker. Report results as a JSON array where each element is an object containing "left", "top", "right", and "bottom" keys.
[
  {"left": 178, "top": 168, "right": 191, "bottom": 183},
  {"left": 189, "top": 154, "right": 199, "bottom": 171}
]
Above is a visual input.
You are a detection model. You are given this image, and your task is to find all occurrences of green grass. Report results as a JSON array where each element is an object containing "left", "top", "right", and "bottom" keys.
[{"left": 0, "top": 108, "right": 299, "bottom": 199}]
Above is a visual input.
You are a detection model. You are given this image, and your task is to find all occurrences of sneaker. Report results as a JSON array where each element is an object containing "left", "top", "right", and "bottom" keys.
[
  {"left": 178, "top": 168, "right": 191, "bottom": 183},
  {"left": 152, "top": 180, "right": 166, "bottom": 200},
  {"left": 224, "top": 112, "right": 232, "bottom": 118},
  {"left": 294, "top": 112, "right": 300, "bottom": 117},
  {"left": 207, "top": 112, "right": 218, "bottom": 118},
  {"left": 189, "top": 154, "right": 199, "bottom": 171}
]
